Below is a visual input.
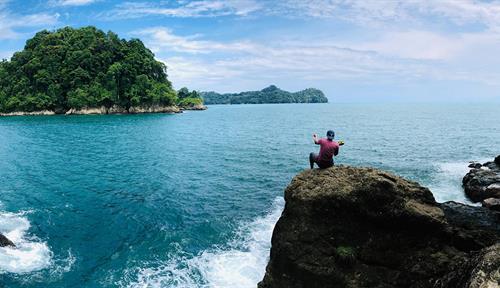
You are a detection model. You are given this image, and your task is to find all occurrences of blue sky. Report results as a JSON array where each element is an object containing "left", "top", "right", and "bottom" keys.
[{"left": 1, "top": 0, "right": 500, "bottom": 102}]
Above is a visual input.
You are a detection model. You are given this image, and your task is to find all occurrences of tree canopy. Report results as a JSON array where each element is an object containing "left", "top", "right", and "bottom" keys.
[
  {"left": 0, "top": 26, "right": 178, "bottom": 113},
  {"left": 201, "top": 85, "right": 328, "bottom": 105},
  {"left": 177, "top": 87, "right": 203, "bottom": 107}
]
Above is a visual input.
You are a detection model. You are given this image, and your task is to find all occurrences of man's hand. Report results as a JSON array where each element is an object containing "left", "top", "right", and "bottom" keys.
[{"left": 313, "top": 133, "right": 319, "bottom": 144}]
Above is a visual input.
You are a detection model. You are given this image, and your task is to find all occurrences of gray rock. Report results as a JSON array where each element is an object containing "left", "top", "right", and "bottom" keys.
[
  {"left": 463, "top": 156, "right": 500, "bottom": 203},
  {"left": 468, "top": 162, "right": 482, "bottom": 169},
  {"left": 0, "top": 233, "right": 15, "bottom": 248},
  {"left": 482, "top": 198, "right": 500, "bottom": 212},
  {"left": 259, "top": 166, "right": 499, "bottom": 288}
]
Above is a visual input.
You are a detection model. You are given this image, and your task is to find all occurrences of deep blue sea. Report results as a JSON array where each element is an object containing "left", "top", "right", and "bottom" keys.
[{"left": 0, "top": 103, "right": 499, "bottom": 287}]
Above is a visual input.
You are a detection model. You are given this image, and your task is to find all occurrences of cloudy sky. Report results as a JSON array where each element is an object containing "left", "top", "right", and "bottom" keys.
[{"left": 1, "top": 0, "right": 500, "bottom": 102}]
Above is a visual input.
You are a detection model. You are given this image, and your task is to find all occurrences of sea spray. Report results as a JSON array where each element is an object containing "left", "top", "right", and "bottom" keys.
[
  {"left": 0, "top": 211, "right": 52, "bottom": 274},
  {"left": 429, "top": 159, "right": 490, "bottom": 203},
  {"left": 122, "top": 197, "right": 284, "bottom": 288}
]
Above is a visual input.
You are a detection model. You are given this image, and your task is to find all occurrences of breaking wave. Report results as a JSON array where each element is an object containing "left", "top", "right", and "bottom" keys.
[
  {"left": 0, "top": 210, "right": 53, "bottom": 274},
  {"left": 122, "top": 197, "right": 284, "bottom": 288}
]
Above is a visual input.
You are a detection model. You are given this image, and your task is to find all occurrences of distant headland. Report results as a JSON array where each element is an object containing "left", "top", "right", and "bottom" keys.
[
  {"left": 0, "top": 26, "right": 205, "bottom": 116},
  {"left": 201, "top": 85, "right": 328, "bottom": 105}
]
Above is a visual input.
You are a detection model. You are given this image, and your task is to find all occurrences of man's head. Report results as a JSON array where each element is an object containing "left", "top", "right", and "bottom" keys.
[{"left": 327, "top": 130, "right": 335, "bottom": 140}]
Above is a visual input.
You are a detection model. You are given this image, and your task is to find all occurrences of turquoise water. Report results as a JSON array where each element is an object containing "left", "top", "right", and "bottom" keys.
[{"left": 0, "top": 103, "right": 499, "bottom": 287}]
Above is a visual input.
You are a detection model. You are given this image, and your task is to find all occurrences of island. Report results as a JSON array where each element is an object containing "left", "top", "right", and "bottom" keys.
[
  {"left": 0, "top": 26, "right": 205, "bottom": 116},
  {"left": 200, "top": 85, "right": 328, "bottom": 105}
]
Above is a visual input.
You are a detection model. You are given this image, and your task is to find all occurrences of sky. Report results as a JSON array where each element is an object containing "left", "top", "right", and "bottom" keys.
[{"left": 1, "top": 0, "right": 500, "bottom": 102}]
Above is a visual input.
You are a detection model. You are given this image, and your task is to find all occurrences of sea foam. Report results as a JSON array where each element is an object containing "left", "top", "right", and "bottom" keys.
[
  {"left": 123, "top": 197, "right": 284, "bottom": 288},
  {"left": 429, "top": 159, "right": 489, "bottom": 204},
  {"left": 0, "top": 211, "right": 52, "bottom": 274}
]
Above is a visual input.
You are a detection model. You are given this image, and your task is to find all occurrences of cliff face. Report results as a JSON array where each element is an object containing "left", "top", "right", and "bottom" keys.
[
  {"left": 463, "top": 156, "right": 500, "bottom": 209},
  {"left": 259, "top": 166, "right": 499, "bottom": 288}
]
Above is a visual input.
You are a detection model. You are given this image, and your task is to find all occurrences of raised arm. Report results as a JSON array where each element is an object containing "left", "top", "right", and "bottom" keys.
[{"left": 313, "top": 134, "right": 320, "bottom": 144}]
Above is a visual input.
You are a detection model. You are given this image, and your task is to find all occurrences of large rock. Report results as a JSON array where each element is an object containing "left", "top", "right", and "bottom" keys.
[
  {"left": 482, "top": 198, "right": 500, "bottom": 212},
  {"left": 463, "top": 156, "right": 500, "bottom": 203},
  {"left": 0, "top": 233, "right": 15, "bottom": 247},
  {"left": 259, "top": 166, "right": 499, "bottom": 288}
]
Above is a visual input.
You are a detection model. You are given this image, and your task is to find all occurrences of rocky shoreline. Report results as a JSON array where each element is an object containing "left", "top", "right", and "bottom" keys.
[
  {"left": 181, "top": 104, "right": 208, "bottom": 111},
  {"left": 0, "top": 104, "right": 207, "bottom": 116},
  {"left": 463, "top": 155, "right": 500, "bottom": 211},
  {"left": 259, "top": 166, "right": 499, "bottom": 288}
]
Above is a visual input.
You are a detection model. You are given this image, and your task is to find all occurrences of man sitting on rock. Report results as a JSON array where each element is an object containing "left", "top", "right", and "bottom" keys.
[{"left": 310, "top": 130, "right": 341, "bottom": 169}]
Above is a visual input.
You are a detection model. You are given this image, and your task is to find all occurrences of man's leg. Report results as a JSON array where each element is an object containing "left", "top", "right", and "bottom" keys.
[{"left": 309, "top": 153, "right": 317, "bottom": 169}]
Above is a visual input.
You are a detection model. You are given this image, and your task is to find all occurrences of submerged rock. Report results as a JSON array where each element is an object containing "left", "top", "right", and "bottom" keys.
[
  {"left": 259, "top": 166, "right": 499, "bottom": 288},
  {"left": 0, "top": 233, "right": 15, "bottom": 247},
  {"left": 463, "top": 156, "right": 500, "bottom": 203}
]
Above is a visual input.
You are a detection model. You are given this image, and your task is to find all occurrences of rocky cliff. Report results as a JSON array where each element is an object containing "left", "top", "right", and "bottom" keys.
[
  {"left": 259, "top": 166, "right": 499, "bottom": 288},
  {"left": 463, "top": 156, "right": 500, "bottom": 211}
]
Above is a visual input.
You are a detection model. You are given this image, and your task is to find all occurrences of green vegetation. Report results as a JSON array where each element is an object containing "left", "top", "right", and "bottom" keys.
[
  {"left": 201, "top": 85, "right": 328, "bottom": 105},
  {"left": 0, "top": 26, "right": 179, "bottom": 114},
  {"left": 177, "top": 87, "right": 203, "bottom": 108},
  {"left": 335, "top": 246, "right": 356, "bottom": 266}
]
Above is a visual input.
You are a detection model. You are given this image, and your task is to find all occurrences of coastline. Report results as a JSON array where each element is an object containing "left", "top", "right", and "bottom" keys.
[
  {"left": 204, "top": 102, "right": 328, "bottom": 106},
  {"left": 0, "top": 104, "right": 207, "bottom": 116}
]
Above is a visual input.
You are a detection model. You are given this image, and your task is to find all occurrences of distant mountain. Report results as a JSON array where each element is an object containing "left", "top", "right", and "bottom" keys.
[{"left": 200, "top": 85, "right": 328, "bottom": 105}]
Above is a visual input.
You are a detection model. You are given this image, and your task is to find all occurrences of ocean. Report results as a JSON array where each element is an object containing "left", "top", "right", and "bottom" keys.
[{"left": 0, "top": 103, "right": 498, "bottom": 287}]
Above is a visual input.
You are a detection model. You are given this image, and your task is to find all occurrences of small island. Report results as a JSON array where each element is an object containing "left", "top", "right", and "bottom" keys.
[
  {"left": 201, "top": 85, "right": 328, "bottom": 105},
  {"left": 0, "top": 26, "right": 205, "bottom": 116}
]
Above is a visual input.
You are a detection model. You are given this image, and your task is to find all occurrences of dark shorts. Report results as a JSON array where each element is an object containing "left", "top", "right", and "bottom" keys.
[{"left": 310, "top": 152, "right": 333, "bottom": 169}]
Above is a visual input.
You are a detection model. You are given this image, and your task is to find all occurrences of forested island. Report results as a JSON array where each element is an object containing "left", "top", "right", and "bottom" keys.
[
  {"left": 201, "top": 85, "right": 328, "bottom": 105},
  {"left": 0, "top": 26, "right": 204, "bottom": 115}
]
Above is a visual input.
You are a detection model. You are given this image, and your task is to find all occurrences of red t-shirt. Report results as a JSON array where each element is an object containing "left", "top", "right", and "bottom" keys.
[{"left": 317, "top": 138, "right": 339, "bottom": 163}]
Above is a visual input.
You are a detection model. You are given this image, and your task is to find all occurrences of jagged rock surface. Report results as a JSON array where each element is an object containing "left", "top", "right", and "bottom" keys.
[
  {"left": 0, "top": 233, "right": 15, "bottom": 247},
  {"left": 463, "top": 156, "right": 500, "bottom": 203},
  {"left": 259, "top": 166, "right": 499, "bottom": 288}
]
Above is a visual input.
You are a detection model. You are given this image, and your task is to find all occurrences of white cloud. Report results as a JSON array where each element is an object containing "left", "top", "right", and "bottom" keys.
[
  {"left": 0, "top": 10, "right": 59, "bottom": 40},
  {"left": 141, "top": 29, "right": 452, "bottom": 89},
  {"left": 271, "top": 0, "right": 500, "bottom": 30},
  {"left": 137, "top": 26, "right": 500, "bottom": 93},
  {"left": 105, "top": 0, "right": 261, "bottom": 19},
  {"left": 132, "top": 27, "right": 255, "bottom": 54},
  {"left": 355, "top": 30, "right": 464, "bottom": 60},
  {"left": 52, "top": 0, "right": 97, "bottom": 6},
  {"left": 102, "top": 0, "right": 500, "bottom": 34},
  {"left": 0, "top": 50, "right": 13, "bottom": 60}
]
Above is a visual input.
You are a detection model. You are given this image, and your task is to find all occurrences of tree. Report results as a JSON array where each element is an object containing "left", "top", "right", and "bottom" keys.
[
  {"left": 0, "top": 26, "right": 178, "bottom": 113},
  {"left": 176, "top": 87, "right": 203, "bottom": 107}
]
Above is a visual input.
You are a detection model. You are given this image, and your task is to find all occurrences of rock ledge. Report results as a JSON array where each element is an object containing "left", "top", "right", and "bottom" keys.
[{"left": 259, "top": 166, "right": 499, "bottom": 288}]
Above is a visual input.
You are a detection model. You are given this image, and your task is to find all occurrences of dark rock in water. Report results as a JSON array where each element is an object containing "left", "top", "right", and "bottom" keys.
[
  {"left": 468, "top": 162, "right": 482, "bottom": 169},
  {"left": 463, "top": 156, "right": 500, "bottom": 203},
  {"left": 482, "top": 198, "right": 500, "bottom": 212},
  {"left": 0, "top": 233, "right": 15, "bottom": 247},
  {"left": 259, "top": 166, "right": 500, "bottom": 288}
]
